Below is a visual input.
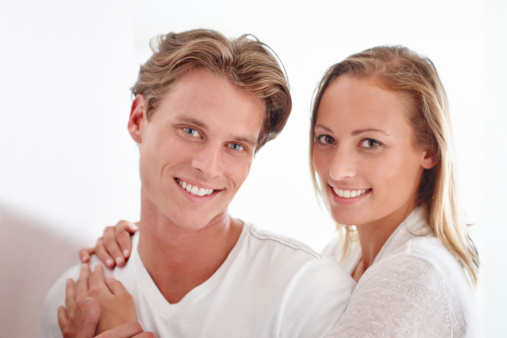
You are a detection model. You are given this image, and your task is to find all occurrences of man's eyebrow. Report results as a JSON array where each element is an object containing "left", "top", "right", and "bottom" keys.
[
  {"left": 235, "top": 135, "right": 258, "bottom": 147},
  {"left": 174, "top": 115, "right": 207, "bottom": 129}
]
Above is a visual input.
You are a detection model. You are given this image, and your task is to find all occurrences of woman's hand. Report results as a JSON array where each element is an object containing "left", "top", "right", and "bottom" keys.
[
  {"left": 80, "top": 220, "right": 139, "bottom": 269},
  {"left": 87, "top": 264, "right": 138, "bottom": 334}
]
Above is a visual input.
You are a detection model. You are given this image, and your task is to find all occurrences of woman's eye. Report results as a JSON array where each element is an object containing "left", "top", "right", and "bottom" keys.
[
  {"left": 317, "top": 135, "right": 335, "bottom": 145},
  {"left": 361, "top": 138, "right": 381, "bottom": 148},
  {"left": 229, "top": 143, "right": 244, "bottom": 152},
  {"left": 183, "top": 127, "right": 201, "bottom": 138}
]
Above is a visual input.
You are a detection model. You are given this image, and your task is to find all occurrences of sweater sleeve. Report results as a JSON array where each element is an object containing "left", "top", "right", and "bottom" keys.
[{"left": 325, "top": 255, "right": 452, "bottom": 337}]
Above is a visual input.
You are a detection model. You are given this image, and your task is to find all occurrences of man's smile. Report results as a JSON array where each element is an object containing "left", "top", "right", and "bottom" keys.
[{"left": 176, "top": 178, "right": 216, "bottom": 197}]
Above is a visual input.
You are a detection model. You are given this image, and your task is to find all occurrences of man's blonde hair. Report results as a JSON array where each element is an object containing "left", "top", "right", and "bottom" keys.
[{"left": 132, "top": 29, "right": 292, "bottom": 150}]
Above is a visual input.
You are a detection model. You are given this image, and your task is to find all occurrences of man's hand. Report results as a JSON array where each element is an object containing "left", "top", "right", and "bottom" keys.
[{"left": 57, "top": 265, "right": 100, "bottom": 338}]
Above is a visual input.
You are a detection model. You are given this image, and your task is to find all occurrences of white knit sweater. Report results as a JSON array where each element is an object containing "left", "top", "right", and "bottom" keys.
[{"left": 323, "top": 207, "right": 481, "bottom": 337}]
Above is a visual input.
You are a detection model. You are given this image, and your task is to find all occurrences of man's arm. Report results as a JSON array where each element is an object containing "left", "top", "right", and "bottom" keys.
[{"left": 57, "top": 268, "right": 100, "bottom": 338}]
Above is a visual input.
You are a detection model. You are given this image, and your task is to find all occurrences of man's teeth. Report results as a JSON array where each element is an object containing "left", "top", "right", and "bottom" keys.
[
  {"left": 333, "top": 187, "right": 367, "bottom": 198},
  {"left": 178, "top": 180, "right": 214, "bottom": 197}
]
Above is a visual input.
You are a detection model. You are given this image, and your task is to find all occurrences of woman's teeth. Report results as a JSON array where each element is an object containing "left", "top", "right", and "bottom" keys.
[
  {"left": 178, "top": 179, "right": 214, "bottom": 197},
  {"left": 333, "top": 187, "right": 367, "bottom": 198}
]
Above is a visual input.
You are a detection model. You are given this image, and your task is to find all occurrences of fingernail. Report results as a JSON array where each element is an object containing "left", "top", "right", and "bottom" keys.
[
  {"left": 116, "top": 256, "right": 124, "bottom": 265},
  {"left": 127, "top": 222, "right": 138, "bottom": 231},
  {"left": 123, "top": 249, "right": 130, "bottom": 258},
  {"left": 106, "top": 258, "right": 114, "bottom": 267}
]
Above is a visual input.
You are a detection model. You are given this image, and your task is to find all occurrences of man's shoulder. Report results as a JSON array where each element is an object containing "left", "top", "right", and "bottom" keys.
[
  {"left": 240, "top": 223, "right": 351, "bottom": 280},
  {"left": 245, "top": 223, "right": 321, "bottom": 259},
  {"left": 39, "top": 263, "right": 81, "bottom": 337}
]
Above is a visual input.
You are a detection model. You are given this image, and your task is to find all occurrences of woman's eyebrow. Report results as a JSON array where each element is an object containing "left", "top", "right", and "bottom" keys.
[{"left": 351, "top": 128, "right": 390, "bottom": 136}]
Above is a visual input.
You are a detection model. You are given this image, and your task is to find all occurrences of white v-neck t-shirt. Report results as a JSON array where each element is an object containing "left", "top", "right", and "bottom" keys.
[{"left": 40, "top": 222, "right": 354, "bottom": 337}]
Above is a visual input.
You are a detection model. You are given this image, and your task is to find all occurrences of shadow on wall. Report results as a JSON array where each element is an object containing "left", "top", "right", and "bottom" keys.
[{"left": 0, "top": 200, "right": 87, "bottom": 337}]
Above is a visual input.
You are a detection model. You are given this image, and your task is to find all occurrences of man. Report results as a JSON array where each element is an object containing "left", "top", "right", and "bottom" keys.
[{"left": 39, "top": 29, "right": 354, "bottom": 337}]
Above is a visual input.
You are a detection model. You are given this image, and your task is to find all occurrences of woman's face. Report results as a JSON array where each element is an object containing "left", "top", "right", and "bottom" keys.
[{"left": 312, "top": 75, "right": 435, "bottom": 229}]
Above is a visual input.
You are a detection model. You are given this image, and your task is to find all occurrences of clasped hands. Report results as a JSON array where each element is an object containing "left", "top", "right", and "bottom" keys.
[{"left": 57, "top": 263, "right": 154, "bottom": 338}]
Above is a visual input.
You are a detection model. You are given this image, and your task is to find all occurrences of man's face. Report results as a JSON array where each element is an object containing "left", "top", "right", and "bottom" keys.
[{"left": 129, "top": 68, "right": 265, "bottom": 231}]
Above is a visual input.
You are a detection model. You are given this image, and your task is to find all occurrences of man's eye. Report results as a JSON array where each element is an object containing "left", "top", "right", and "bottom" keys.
[
  {"left": 361, "top": 138, "right": 381, "bottom": 148},
  {"left": 229, "top": 143, "right": 244, "bottom": 152},
  {"left": 316, "top": 135, "right": 335, "bottom": 145},
  {"left": 183, "top": 127, "right": 201, "bottom": 138}
]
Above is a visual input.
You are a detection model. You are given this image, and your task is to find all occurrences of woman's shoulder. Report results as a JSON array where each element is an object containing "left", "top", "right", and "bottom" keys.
[
  {"left": 362, "top": 252, "right": 450, "bottom": 299},
  {"left": 328, "top": 253, "right": 454, "bottom": 336},
  {"left": 352, "top": 242, "right": 480, "bottom": 336},
  {"left": 370, "top": 231, "right": 476, "bottom": 307},
  {"left": 378, "top": 225, "right": 471, "bottom": 288},
  {"left": 329, "top": 252, "right": 480, "bottom": 337}
]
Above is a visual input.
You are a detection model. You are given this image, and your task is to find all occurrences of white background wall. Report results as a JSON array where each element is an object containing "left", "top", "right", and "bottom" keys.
[{"left": 1, "top": 0, "right": 505, "bottom": 336}]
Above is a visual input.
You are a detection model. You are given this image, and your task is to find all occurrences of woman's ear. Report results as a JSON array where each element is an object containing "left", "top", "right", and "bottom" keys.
[
  {"left": 128, "top": 95, "right": 146, "bottom": 144},
  {"left": 421, "top": 150, "right": 437, "bottom": 169}
]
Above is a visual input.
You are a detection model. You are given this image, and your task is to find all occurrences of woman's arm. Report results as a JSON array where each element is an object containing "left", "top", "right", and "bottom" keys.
[
  {"left": 325, "top": 256, "right": 451, "bottom": 337},
  {"left": 96, "top": 322, "right": 155, "bottom": 338}
]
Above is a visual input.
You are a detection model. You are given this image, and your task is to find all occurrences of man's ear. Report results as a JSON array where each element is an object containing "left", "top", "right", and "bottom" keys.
[
  {"left": 128, "top": 94, "right": 146, "bottom": 144},
  {"left": 421, "top": 150, "right": 437, "bottom": 169}
]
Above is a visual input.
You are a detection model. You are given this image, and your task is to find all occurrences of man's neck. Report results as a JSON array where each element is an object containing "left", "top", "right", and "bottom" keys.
[{"left": 137, "top": 207, "right": 243, "bottom": 304}]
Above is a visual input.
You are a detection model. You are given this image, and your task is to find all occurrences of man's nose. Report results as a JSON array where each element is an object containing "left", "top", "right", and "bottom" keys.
[{"left": 190, "top": 143, "right": 224, "bottom": 178}]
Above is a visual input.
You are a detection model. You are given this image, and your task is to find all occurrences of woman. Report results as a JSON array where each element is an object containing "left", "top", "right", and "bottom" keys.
[
  {"left": 310, "top": 46, "right": 480, "bottom": 336},
  {"left": 71, "top": 46, "right": 481, "bottom": 336}
]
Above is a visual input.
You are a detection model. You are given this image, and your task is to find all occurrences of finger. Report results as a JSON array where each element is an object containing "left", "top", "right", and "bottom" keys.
[
  {"left": 75, "top": 264, "right": 91, "bottom": 298},
  {"left": 79, "top": 248, "right": 94, "bottom": 263},
  {"left": 88, "top": 264, "right": 107, "bottom": 293},
  {"left": 104, "top": 273, "right": 128, "bottom": 295},
  {"left": 83, "top": 297, "right": 101, "bottom": 331},
  {"left": 103, "top": 226, "right": 125, "bottom": 267},
  {"left": 116, "top": 221, "right": 138, "bottom": 261},
  {"left": 94, "top": 237, "right": 116, "bottom": 269},
  {"left": 64, "top": 278, "right": 76, "bottom": 311},
  {"left": 57, "top": 305, "right": 69, "bottom": 332},
  {"left": 95, "top": 322, "right": 144, "bottom": 338}
]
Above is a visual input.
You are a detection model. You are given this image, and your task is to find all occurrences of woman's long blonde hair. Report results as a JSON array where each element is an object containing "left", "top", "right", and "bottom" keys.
[{"left": 309, "top": 46, "right": 479, "bottom": 285}]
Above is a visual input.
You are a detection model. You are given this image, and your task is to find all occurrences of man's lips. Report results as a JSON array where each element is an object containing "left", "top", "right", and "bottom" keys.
[{"left": 176, "top": 178, "right": 217, "bottom": 197}]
